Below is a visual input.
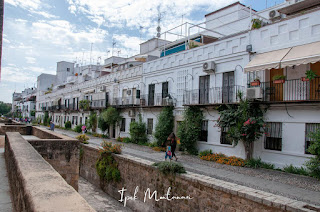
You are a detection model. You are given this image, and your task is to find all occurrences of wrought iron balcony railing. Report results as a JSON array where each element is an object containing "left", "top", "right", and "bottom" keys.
[
  {"left": 183, "top": 86, "right": 245, "bottom": 105},
  {"left": 249, "top": 77, "right": 320, "bottom": 102},
  {"left": 111, "top": 93, "right": 175, "bottom": 107}
]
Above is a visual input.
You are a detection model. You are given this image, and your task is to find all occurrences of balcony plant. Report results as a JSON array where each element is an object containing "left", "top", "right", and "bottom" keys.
[
  {"left": 251, "top": 19, "right": 262, "bottom": 29},
  {"left": 272, "top": 75, "right": 286, "bottom": 84},
  {"left": 250, "top": 78, "right": 261, "bottom": 86},
  {"left": 302, "top": 70, "right": 317, "bottom": 81},
  {"left": 79, "top": 99, "right": 91, "bottom": 110}
]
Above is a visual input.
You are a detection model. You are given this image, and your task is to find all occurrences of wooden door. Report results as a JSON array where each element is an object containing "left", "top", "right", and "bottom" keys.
[
  {"left": 199, "top": 75, "right": 210, "bottom": 104},
  {"left": 270, "top": 68, "right": 284, "bottom": 101},
  {"left": 222, "top": 72, "right": 234, "bottom": 103},
  {"left": 310, "top": 62, "right": 320, "bottom": 100}
]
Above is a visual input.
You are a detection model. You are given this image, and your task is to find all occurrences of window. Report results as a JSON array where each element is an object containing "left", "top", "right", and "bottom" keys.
[
  {"left": 265, "top": 122, "right": 282, "bottom": 151},
  {"left": 75, "top": 116, "right": 78, "bottom": 125},
  {"left": 131, "top": 118, "right": 135, "bottom": 123},
  {"left": 220, "top": 127, "right": 232, "bottom": 145},
  {"left": 67, "top": 68, "right": 70, "bottom": 72},
  {"left": 72, "top": 116, "right": 74, "bottom": 124},
  {"left": 147, "top": 119, "right": 153, "bottom": 134},
  {"left": 305, "top": 123, "right": 320, "bottom": 154},
  {"left": 120, "top": 118, "right": 126, "bottom": 132},
  {"left": 80, "top": 117, "right": 82, "bottom": 125},
  {"left": 199, "top": 120, "right": 208, "bottom": 142},
  {"left": 162, "top": 82, "right": 169, "bottom": 98},
  {"left": 64, "top": 116, "right": 66, "bottom": 123}
]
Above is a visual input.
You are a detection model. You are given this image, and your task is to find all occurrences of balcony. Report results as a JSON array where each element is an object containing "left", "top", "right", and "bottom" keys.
[
  {"left": 41, "top": 107, "right": 47, "bottom": 111},
  {"left": 111, "top": 93, "right": 175, "bottom": 107},
  {"left": 91, "top": 99, "right": 108, "bottom": 109},
  {"left": 249, "top": 77, "right": 320, "bottom": 103},
  {"left": 183, "top": 86, "right": 245, "bottom": 106}
]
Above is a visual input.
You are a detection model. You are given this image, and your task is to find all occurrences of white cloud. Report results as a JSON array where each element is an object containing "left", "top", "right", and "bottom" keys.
[
  {"left": 67, "top": 0, "right": 237, "bottom": 33},
  {"left": 25, "top": 57, "right": 36, "bottom": 64},
  {"left": 1, "top": 66, "right": 37, "bottom": 83},
  {"left": 6, "top": 0, "right": 58, "bottom": 19}
]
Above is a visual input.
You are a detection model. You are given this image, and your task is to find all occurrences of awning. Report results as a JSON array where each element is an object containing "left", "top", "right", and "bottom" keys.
[
  {"left": 281, "top": 41, "right": 320, "bottom": 68},
  {"left": 245, "top": 48, "right": 291, "bottom": 72}
]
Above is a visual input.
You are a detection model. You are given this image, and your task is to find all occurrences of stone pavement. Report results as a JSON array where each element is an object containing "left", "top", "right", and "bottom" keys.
[
  {"left": 48, "top": 127, "right": 320, "bottom": 206},
  {"left": 0, "top": 144, "right": 13, "bottom": 212},
  {"left": 79, "top": 177, "right": 132, "bottom": 212}
]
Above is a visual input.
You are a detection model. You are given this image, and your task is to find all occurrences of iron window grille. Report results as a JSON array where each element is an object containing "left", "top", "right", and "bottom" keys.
[
  {"left": 120, "top": 118, "right": 126, "bottom": 132},
  {"left": 147, "top": 119, "right": 153, "bottom": 135},
  {"left": 265, "top": 122, "right": 282, "bottom": 151},
  {"left": 220, "top": 127, "right": 232, "bottom": 145},
  {"left": 305, "top": 123, "right": 320, "bottom": 154},
  {"left": 199, "top": 120, "right": 208, "bottom": 142}
]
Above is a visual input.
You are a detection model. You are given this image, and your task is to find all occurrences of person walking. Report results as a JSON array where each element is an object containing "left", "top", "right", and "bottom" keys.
[
  {"left": 49, "top": 121, "right": 55, "bottom": 131},
  {"left": 167, "top": 132, "right": 178, "bottom": 161},
  {"left": 164, "top": 139, "right": 172, "bottom": 161},
  {"left": 82, "top": 125, "right": 87, "bottom": 134}
]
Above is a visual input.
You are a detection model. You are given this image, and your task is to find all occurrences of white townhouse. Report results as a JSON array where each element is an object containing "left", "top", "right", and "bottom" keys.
[
  {"left": 12, "top": 88, "right": 37, "bottom": 119},
  {"left": 35, "top": 0, "right": 320, "bottom": 167}
]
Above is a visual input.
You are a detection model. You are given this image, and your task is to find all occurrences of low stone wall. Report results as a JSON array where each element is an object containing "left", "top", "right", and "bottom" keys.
[
  {"left": 5, "top": 132, "right": 95, "bottom": 212},
  {"left": 80, "top": 144, "right": 319, "bottom": 212},
  {"left": 32, "top": 126, "right": 61, "bottom": 139},
  {"left": 0, "top": 124, "right": 31, "bottom": 135}
]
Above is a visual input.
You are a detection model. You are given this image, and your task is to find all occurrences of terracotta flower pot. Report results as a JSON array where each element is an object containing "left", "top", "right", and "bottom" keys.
[
  {"left": 273, "top": 79, "right": 285, "bottom": 84},
  {"left": 250, "top": 81, "right": 261, "bottom": 86},
  {"left": 301, "top": 77, "right": 309, "bottom": 82}
]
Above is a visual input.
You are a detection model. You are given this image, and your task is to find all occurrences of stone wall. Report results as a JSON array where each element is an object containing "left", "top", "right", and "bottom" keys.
[
  {"left": 32, "top": 126, "right": 61, "bottom": 139},
  {"left": 28, "top": 127, "right": 79, "bottom": 190},
  {"left": 80, "top": 144, "right": 318, "bottom": 212},
  {"left": 5, "top": 132, "right": 95, "bottom": 212},
  {"left": 0, "top": 124, "right": 31, "bottom": 135}
]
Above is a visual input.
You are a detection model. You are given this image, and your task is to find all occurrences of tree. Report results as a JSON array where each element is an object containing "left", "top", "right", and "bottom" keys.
[
  {"left": 79, "top": 100, "right": 91, "bottom": 110},
  {"left": 217, "top": 93, "right": 265, "bottom": 160},
  {"left": 86, "top": 111, "right": 97, "bottom": 132},
  {"left": 154, "top": 106, "right": 174, "bottom": 146},
  {"left": 0, "top": 101, "right": 11, "bottom": 115},
  {"left": 98, "top": 107, "right": 122, "bottom": 134},
  {"left": 129, "top": 115, "right": 147, "bottom": 144},
  {"left": 177, "top": 106, "right": 203, "bottom": 155},
  {"left": 43, "top": 111, "right": 49, "bottom": 126}
]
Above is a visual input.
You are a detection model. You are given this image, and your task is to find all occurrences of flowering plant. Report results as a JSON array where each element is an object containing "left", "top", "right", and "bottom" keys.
[{"left": 217, "top": 92, "right": 265, "bottom": 159}]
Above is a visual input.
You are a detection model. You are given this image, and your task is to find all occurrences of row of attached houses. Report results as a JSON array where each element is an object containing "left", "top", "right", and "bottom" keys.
[
  {"left": 12, "top": 88, "right": 37, "bottom": 119},
  {"left": 34, "top": 0, "right": 320, "bottom": 167}
]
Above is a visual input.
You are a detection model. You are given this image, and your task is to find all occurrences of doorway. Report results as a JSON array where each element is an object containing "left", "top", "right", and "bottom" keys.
[
  {"left": 199, "top": 75, "right": 210, "bottom": 104},
  {"left": 222, "top": 72, "right": 235, "bottom": 103}
]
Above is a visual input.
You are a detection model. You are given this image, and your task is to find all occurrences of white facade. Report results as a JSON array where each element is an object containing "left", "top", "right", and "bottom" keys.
[{"left": 34, "top": 1, "right": 320, "bottom": 168}]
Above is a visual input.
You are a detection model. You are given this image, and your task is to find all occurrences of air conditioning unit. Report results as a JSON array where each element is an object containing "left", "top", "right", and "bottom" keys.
[
  {"left": 128, "top": 109, "right": 136, "bottom": 117},
  {"left": 269, "top": 10, "right": 281, "bottom": 20},
  {"left": 246, "top": 87, "right": 263, "bottom": 99},
  {"left": 99, "top": 85, "right": 106, "bottom": 92},
  {"left": 126, "top": 90, "right": 132, "bottom": 95},
  {"left": 203, "top": 61, "right": 216, "bottom": 73}
]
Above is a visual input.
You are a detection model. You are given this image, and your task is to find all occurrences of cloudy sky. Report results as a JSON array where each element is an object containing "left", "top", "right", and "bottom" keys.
[{"left": 1, "top": 0, "right": 283, "bottom": 103}]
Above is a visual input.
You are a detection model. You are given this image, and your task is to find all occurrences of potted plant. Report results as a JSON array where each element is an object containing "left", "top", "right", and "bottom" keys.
[
  {"left": 301, "top": 70, "right": 317, "bottom": 81},
  {"left": 250, "top": 78, "right": 261, "bottom": 86},
  {"left": 272, "top": 75, "right": 286, "bottom": 84}
]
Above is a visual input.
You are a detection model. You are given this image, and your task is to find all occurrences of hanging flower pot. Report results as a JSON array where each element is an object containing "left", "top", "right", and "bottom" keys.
[
  {"left": 250, "top": 81, "right": 261, "bottom": 86},
  {"left": 301, "top": 77, "right": 309, "bottom": 82},
  {"left": 273, "top": 79, "right": 285, "bottom": 84}
]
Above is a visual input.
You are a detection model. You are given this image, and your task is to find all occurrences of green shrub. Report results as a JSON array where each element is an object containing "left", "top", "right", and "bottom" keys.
[
  {"left": 283, "top": 165, "right": 309, "bottom": 176},
  {"left": 177, "top": 106, "right": 203, "bottom": 155},
  {"left": 305, "top": 128, "right": 320, "bottom": 179},
  {"left": 123, "top": 137, "right": 131, "bottom": 143},
  {"left": 74, "top": 125, "right": 82, "bottom": 133},
  {"left": 245, "top": 158, "right": 275, "bottom": 169},
  {"left": 153, "top": 161, "right": 186, "bottom": 175},
  {"left": 86, "top": 112, "right": 97, "bottom": 132},
  {"left": 79, "top": 100, "right": 90, "bottom": 110},
  {"left": 129, "top": 115, "right": 148, "bottom": 144},
  {"left": 154, "top": 106, "right": 174, "bottom": 147},
  {"left": 100, "top": 141, "right": 122, "bottom": 154},
  {"left": 43, "top": 111, "right": 49, "bottom": 126},
  {"left": 199, "top": 149, "right": 213, "bottom": 157},
  {"left": 95, "top": 152, "right": 121, "bottom": 182},
  {"left": 149, "top": 142, "right": 158, "bottom": 148},
  {"left": 76, "top": 134, "right": 90, "bottom": 144},
  {"left": 65, "top": 121, "right": 71, "bottom": 129}
]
